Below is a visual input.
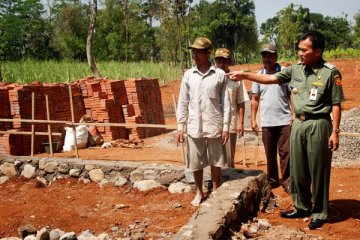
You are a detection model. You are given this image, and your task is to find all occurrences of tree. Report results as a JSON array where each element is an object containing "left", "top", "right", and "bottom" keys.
[
  {"left": 189, "top": 0, "right": 258, "bottom": 63},
  {"left": 354, "top": 10, "right": 360, "bottom": 48},
  {"left": 321, "top": 16, "right": 352, "bottom": 49},
  {"left": 87, "top": 0, "right": 100, "bottom": 77},
  {"left": 156, "top": 0, "right": 179, "bottom": 63},
  {"left": 51, "top": 0, "right": 90, "bottom": 60},
  {"left": 260, "top": 16, "right": 279, "bottom": 44},
  {"left": 276, "top": 3, "right": 310, "bottom": 58},
  {"left": 0, "top": 0, "right": 51, "bottom": 60}
]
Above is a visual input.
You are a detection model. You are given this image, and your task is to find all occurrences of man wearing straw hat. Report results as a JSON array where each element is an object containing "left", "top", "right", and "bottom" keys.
[
  {"left": 176, "top": 37, "right": 230, "bottom": 206},
  {"left": 214, "top": 47, "right": 249, "bottom": 168}
]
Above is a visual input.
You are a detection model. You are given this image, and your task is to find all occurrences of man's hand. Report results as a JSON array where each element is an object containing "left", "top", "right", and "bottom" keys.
[
  {"left": 176, "top": 130, "right": 184, "bottom": 143},
  {"left": 222, "top": 131, "right": 229, "bottom": 145},
  {"left": 251, "top": 121, "right": 259, "bottom": 133},
  {"left": 328, "top": 132, "right": 340, "bottom": 151},
  {"left": 237, "top": 122, "right": 244, "bottom": 137},
  {"left": 226, "top": 71, "right": 246, "bottom": 81},
  {"left": 290, "top": 113, "right": 295, "bottom": 126}
]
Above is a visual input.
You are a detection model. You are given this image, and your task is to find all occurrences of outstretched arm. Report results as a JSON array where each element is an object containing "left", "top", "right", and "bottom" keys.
[{"left": 226, "top": 71, "right": 279, "bottom": 84}]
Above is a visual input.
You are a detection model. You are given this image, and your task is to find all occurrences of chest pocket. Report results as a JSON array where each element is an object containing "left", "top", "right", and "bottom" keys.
[
  {"left": 289, "top": 79, "right": 304, "bottom": 90},
  {"left": 207, "top": 81, "right": 221, "bottom": 99}
]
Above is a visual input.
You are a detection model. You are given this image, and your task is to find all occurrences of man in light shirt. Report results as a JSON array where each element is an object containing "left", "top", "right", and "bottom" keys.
[
  {"left": 176, "top": 37, "right": 230, "bottom": 206},
  {"left": 215, "top": 48, "right": 249, "bottom": 168},
  {"left": 251, "top": 43, "right": 292, "bottom": 193}
]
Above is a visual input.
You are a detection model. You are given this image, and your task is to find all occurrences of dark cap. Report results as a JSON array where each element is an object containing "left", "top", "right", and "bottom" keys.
[
  {"left": 189, "top": 37, "right": 212, "bottom": 50},
  {"left": 215, "top": 48, "right": 231, "bottom": 59},
  {"left": 261, "top": 43, "right": 277, "bottom": 54}
]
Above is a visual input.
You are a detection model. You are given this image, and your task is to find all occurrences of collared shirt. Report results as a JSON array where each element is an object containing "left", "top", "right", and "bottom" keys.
[
  {"left": 176, "top": 65, "right": 230, "bottom": 138},
  {"left": 227, "top": 78, "right": 249, "bottom": 132},
  {"left": 275, "top": 59, "right": 345, "bottom": 115},
  {"left": 251, "top": 63, "right": 292, "bottom": 127}
]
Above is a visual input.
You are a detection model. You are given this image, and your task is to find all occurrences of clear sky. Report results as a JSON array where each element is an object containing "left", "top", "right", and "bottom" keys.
[{"left": 253, "top": 0, "right": 359, "bottom": 27}]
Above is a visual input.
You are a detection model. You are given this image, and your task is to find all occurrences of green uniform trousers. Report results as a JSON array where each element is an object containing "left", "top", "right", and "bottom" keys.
[{"left": 290, "top": 116, "right": 332, "bottom": 220}]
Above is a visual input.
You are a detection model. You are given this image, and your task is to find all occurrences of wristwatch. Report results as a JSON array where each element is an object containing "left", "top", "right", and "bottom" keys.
[{"left": 333, "top": 128, "right": 341, "bottom": 133}]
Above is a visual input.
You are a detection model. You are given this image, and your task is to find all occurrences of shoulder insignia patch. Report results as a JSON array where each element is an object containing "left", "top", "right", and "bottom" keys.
[
  {"left": 324, "top": 62, "right": 335, "bottom": 69},
  {"left": 334, "top": 74, "right": 342, "bottom": 86}
]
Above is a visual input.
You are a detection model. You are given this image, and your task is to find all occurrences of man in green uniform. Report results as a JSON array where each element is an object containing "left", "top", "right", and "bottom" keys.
[{"left": 226, "top": 31, "right": 344, "bottom": 230}]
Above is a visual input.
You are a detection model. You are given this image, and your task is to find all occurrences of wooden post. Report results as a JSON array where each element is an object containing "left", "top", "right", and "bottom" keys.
[
  {"left": 68, "top": 84, "right": 79, "bottom": 159},
  {"left": 31, "top": 92, "right": 35, "bottom": 157},
  {"left": 254, "top": 99, "right": 260, "bottom": 166},
  {"left": 172, "top": 93, "right": 186, "bottom": 164},
  {"left": 45, "top": 95, "right": 53, "bottom": 157},
  {"left": 254, "top": 132, "right": 259, "bottom": 167},
  {"left": 241, "top": 135, "right": 246, "bottom": 167}
]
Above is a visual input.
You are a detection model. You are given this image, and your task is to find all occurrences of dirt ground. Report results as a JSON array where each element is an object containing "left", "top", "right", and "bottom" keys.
[{"left": 0, "top": 59, "right": 360, "bottom": 239}]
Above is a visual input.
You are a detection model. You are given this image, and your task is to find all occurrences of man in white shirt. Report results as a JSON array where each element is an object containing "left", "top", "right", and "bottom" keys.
[
  {"left": 176, "top": 37, "right": 230, "bottom": 206},
  {"left": 215, "top": 48, "right": 249, "bottom": 168}
]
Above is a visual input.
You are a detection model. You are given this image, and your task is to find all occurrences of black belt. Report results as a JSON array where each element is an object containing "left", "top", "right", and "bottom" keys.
[{"left": 295, "top": 113, "right": 330, "bottom": 121}]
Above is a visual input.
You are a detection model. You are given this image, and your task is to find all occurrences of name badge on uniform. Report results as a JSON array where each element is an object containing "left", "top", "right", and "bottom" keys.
[{"left": 309, "top": 87, "right": 318, "bottom": 101}]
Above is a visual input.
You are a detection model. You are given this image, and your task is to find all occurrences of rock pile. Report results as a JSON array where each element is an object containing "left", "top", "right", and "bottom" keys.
[{"left": 332, "top": 107, "right": 360, "bottom": 166}]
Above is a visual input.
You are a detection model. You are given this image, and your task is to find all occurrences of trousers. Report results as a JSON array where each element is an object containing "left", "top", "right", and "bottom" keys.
[{"left": 262, "top": 125, "right": 291, "bottom": 188}]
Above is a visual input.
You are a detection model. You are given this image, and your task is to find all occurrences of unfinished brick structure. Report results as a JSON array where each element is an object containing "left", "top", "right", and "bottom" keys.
[{"left": 0, "top": 78, "right": 165, "bottom": 156}]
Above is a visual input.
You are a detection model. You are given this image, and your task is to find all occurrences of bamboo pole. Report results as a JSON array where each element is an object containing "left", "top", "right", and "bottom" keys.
[
  {"left": 68, "top": 84, "right": 79, "bottom": 159},
  {"left": 31, "top": 92, "right": 35, "bottom": 157},
  {"left": 241, "top": 135, "right": 246, "bottom": 167},
  {"left": 0, "top": 130, "right": 61, "bottom": 136},
  {"left": 1, "top": 117, "right": 358, "bottom": 137},
  {"left": 45, "top": 95, "right": 53, "bottom": 157},
  {"left": 254, "top": 132, "right": 259, "bottom": 167},
  {"left": 172, "top": 93, "right": 186, "bottom": 165}
]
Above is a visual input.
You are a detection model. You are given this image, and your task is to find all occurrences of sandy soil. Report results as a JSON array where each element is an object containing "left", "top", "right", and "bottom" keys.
[{"left": 0, "top": 59, "right": 359, "bottom": 239}]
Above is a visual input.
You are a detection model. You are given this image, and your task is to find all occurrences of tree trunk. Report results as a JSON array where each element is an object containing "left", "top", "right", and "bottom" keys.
[
  {"left": 0, "top": 62, "right": 3, "bottom": 82},
  {"left": 87, "top": 0, "right": 101, "bottom": 78},
  {"left": 124, "top": 0, "right": 129, "bottom": 62}
]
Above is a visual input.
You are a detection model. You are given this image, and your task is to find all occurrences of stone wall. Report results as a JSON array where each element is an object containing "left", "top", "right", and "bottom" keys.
[{"left": 0, "top": 155, "right": 185, "bottom": 189}]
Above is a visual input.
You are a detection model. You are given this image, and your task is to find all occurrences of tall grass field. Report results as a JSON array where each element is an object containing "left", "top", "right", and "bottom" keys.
[{"left": 1, "top": 60, "right": 183, "bottom": 85}]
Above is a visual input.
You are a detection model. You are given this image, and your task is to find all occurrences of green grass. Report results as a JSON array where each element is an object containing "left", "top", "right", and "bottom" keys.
[
  {"left": 323, "top": 48, "right": 360, "bottom": 60},
  {"left": 0, "top": 59, "right": 183, "bottom": 85}
]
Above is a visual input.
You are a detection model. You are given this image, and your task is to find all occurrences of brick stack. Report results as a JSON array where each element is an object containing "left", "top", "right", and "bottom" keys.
[
  {"left": 78, "top": 78, "right": 127, "bottom": 141},
  {"left": 0, "top": 87, "right": 11, "bottom": 130},
  {"left": 0, "top": 82, "right": 85, "bottom": 155},
  {"left": 0, "top": 78, "right": 165, "bottom": 156},
  {"left": 124, "top": 78, "right": 165, "bottom": 139},
  {"left": 0, "top": 85, "right": 12, "bottom": 154}
]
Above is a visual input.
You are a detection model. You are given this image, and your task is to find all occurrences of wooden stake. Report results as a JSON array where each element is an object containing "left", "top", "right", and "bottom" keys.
[
  {"left": 45, "top": 95, "right": 53, "bottom": 157},
  {"left": 172, "top": 93, "right": 186, "bottom": 165},
  {"left": 241, "top": 135, "right": 246, "bottom": 167},
  {"left": 31, "top": 92, "right": 35, "bottom": 157},
  {"left": 68, "top": 84, "right": 79, "bottom": 159},
  {"left": 254, "top": 132, "right": 259, "bottom": 167}
]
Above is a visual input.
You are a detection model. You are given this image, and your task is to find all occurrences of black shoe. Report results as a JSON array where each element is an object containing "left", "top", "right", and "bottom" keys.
[
  {"left": 280, "top": 209, "right": 311, "bottom": 218},
  {"left": 308, "top": 218, "right": 325, "bottom": 230}
]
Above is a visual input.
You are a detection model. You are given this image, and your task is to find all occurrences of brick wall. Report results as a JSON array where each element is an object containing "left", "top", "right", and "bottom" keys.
[{"left": 0, "top": 78, "right": 165, "bottom": 156}]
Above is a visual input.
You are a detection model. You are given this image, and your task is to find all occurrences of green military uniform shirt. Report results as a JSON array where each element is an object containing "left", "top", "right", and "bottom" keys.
[{"left": 274, "top": 59, "right": 345, "bottom": 114}]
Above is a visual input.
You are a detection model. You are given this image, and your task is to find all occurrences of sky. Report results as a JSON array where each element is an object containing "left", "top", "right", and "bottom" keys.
[{"left": 252, "top": 0, "right": 359, "bottom": 27}]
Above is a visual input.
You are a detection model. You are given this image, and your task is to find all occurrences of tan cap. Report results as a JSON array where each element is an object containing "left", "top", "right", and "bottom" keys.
[
  {"left": 261, "top": 43, "right": 277, "bottom": 53},
  {"left": 189, "top": 37, "right": 212, "bottom": 50},
  {"left": 215, "top": 48, "right": 231, "bottom": 59}
]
